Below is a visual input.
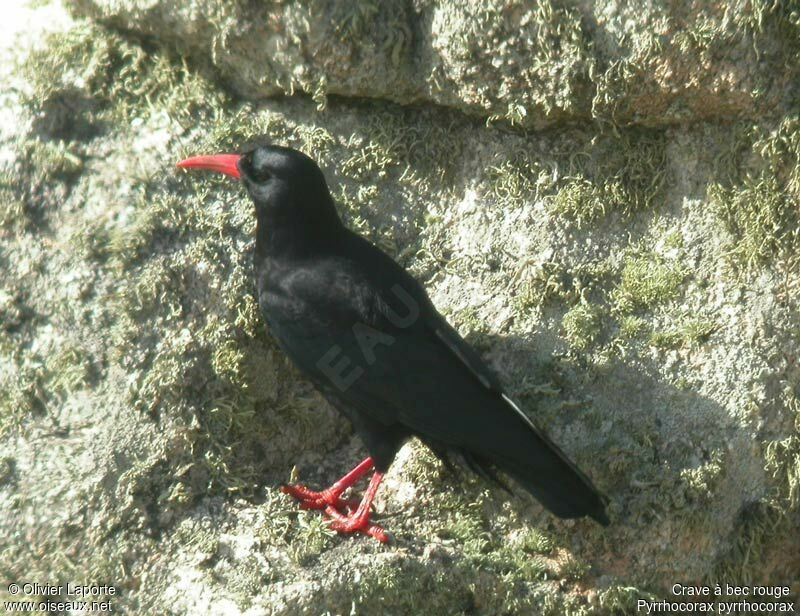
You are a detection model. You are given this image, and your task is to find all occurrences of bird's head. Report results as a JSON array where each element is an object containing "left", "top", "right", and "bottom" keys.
[{"left": 177, "top": 144, "right": 339, "bottom": 229}]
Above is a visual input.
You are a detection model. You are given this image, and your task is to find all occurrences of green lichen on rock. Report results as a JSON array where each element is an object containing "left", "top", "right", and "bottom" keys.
[
  {"left": 562, "top": 303, "right": 603, "bottom": 350},
  {"left": 709, "top": 115, "right": 800, "bottom": 275},
  {"left": 613, "top": 250, "right": 686, "bottom": 313}
]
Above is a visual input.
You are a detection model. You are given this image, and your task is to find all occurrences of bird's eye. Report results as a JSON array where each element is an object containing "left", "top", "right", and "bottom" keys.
[
  {"left": 251, "top": 165, "right": 272, "bottom": 183},
  {"left": 250, "top": 165, "right": 272, "bottom": 183},
  {"left": 239, "top": 152, "right": 271, "bottom": 183}
]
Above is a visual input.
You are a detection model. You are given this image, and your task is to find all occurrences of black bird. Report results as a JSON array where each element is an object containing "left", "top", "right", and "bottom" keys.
[{"left": 177, "top": 145, "right": 609, "bottom": 542}]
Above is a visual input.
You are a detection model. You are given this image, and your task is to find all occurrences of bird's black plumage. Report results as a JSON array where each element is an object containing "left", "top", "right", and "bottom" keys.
[{"left": 184, "top": 144, "right": 609, "bottom": 527}]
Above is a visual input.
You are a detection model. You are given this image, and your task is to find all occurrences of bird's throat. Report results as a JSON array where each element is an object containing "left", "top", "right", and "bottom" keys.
[{"left": 254, "top": 208, "right": 344, "bottom": 261}]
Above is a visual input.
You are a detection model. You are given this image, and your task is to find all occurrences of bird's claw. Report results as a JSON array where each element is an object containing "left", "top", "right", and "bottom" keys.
[
  {"left": 280, "top": 464, "right": 388, "bottom": 544},
  {"left": 280, "top": 484, "right": 360, "bottom": 513},
  {"left": 281, "top": 483, "right": 389, "bottom": 543},
  {"left": 324, "top": 505, "right": 390, "bottom": 543}
]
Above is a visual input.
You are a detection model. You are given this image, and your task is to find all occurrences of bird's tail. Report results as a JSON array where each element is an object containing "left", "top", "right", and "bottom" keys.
[{"left": 480, "top": 394, "right": 610, "bottom": 525}]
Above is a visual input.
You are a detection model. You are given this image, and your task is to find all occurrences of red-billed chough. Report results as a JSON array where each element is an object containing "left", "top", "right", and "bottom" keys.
[{"left": 177, "top": 145, "right": 609, "bottom": 543}]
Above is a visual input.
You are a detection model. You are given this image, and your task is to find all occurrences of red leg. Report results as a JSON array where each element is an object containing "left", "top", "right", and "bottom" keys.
[
  {"left": 281, "top": 457, "right": 374, "bottom": 512},
  {"left": 325, "top": 471, "right": 389, "bottom": 543}
]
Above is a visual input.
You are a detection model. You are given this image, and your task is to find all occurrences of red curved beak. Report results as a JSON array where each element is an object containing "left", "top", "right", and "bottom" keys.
[{"left": 176, "top": 154, "right": 242, "bottom": 179}]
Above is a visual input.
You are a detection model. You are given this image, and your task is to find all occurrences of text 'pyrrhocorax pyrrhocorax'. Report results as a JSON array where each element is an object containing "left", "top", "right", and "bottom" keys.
[{"left": 177, "top": 145, "right": 609, "bottom": 543}]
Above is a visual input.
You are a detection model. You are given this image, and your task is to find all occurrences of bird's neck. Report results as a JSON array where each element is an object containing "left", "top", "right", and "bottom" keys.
[{"left": 254, "top": 202, "right": 345, "bottom": 260}]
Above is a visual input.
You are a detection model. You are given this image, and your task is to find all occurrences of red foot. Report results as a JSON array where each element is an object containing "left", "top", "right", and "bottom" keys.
[
  {"left": 325, "top": 504, "right": 389, "bottom": 543},
  {"left": 280, "top": 457, "right": 390, "bottom": 544},
  {"left": 279, "top": 483, "right": 360, "bottom": 512}
]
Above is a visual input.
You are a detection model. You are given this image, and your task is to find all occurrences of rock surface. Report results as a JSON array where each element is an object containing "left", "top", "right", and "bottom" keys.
[
  {"left": 69, "top": 0, "right": 800, "bottom": 128},
  {"left": 1, "top": 0, "right": 798, "bottom": 614}
]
